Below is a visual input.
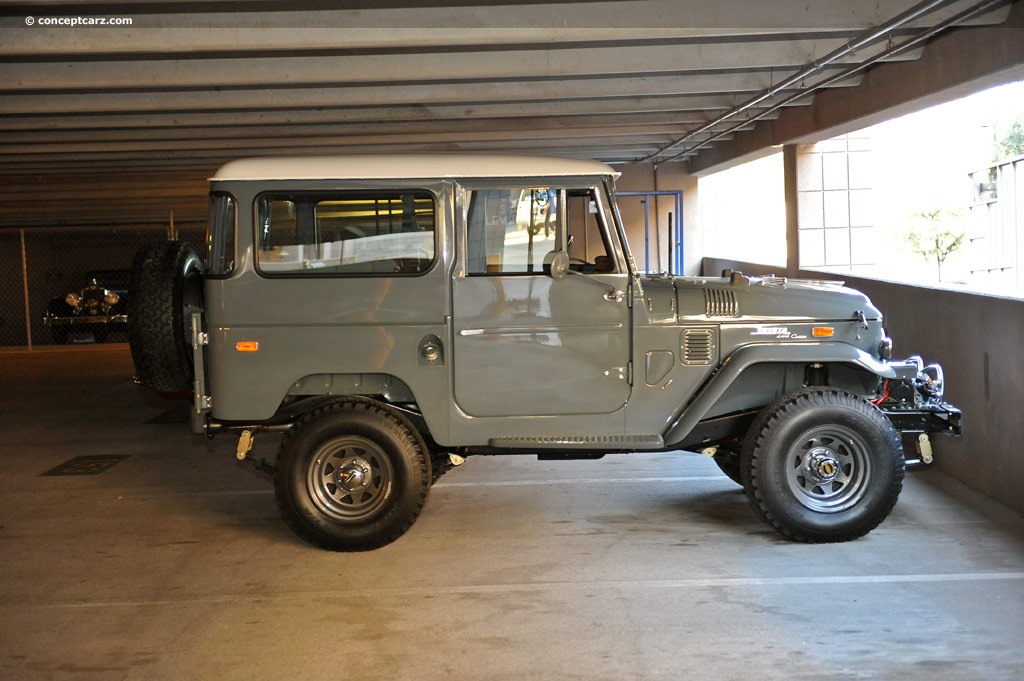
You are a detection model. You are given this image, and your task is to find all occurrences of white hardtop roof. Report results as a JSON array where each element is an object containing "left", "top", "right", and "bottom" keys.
[{"left": 211, "top": 154, "right": 618, "bottom": 182}]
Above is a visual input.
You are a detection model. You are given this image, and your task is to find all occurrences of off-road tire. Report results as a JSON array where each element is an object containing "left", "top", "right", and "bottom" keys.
[
  {"left": 274, "top": 399, "right": 431, "bottom": 551},
  {"left": 127, "top": 241, "right": 203, "bottom": 392},
  {"left": 712, "top": 449, "right": 743, "bottom": 486},
  {"left": 741, "top": 387, "right": 904, "bottom": 543}
]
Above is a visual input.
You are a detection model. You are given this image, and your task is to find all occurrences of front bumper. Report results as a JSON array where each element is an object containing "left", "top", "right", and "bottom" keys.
[
  {"left": 44, "top": 314, "right": 127, "bottom": 326},
  {"left": 882, "top": 403, "right": 962, "bottom": 436},
  {"left": 878, "top": 355, "right": 962, "bottom": 437}
]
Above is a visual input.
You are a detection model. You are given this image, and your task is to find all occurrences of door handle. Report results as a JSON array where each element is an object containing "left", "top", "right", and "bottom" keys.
[{"left": 603, "top": 289, "right": 625, "bottom": 302}]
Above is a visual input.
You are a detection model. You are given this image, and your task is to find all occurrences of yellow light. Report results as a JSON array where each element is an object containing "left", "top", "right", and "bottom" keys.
[
  {"left": 236, "top": 341, "right": 259, "bottom": 352},
  {"left": 812, "top": 327, "right": 834, "bottom": 337}
]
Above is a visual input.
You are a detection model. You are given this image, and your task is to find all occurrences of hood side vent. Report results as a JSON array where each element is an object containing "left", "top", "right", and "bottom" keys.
[
  {"left": 682, "top": 328, "right": 716, "bottom": 366},
  {"left": 704, "top": 289, "right": 739, "bottom": 317}
]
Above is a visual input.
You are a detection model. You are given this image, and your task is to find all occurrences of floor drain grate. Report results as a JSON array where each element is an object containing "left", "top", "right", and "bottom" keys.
[{"left": 41, "top": 455, "right": 129, "bottom": 476}]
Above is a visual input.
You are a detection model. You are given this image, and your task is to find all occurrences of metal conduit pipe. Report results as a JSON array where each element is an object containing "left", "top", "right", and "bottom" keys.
[
  {"left": 639, "top": 0, "right": 973, "bottom": 164},
  {"left": 655, "top": 0, "right": 1012, "bottom": 164}
]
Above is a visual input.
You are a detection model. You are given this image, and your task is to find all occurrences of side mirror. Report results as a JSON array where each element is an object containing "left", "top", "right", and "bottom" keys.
[{"left": 545, "top": 250, "right": 570, "bottom": 280}]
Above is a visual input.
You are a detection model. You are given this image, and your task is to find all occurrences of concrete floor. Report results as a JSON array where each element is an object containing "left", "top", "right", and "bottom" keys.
[{"left": 2, "top": 346, "right": 1023, "bottom": 681}]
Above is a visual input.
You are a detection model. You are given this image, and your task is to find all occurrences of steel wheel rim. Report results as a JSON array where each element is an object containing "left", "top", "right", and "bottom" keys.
[
  {"left": 306, "top": 436, "right": 394, "bottom": 522},
  {"left": 784, "top": 425, "right": 871, "bottom": 513}
]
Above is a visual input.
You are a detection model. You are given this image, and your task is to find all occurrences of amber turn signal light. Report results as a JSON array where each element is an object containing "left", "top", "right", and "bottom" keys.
[
  {"left": 812, "top": 327, "right": 834, "bottom": 337},
  {"left": 236, "top": 341, "right": 259, "bottom": 352}
]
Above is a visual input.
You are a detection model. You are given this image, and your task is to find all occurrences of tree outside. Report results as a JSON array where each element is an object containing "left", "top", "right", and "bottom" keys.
[
  {"left": 996, "top": 120, "right": 1024, "bottom": 160},
  {"left": 903, "top": 208, "right": 966, "bottom": 282}
]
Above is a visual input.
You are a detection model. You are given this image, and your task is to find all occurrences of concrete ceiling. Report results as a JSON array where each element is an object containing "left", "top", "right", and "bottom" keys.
[{"left": 0, "top": 0, "right": 1020, "bottom": 231}]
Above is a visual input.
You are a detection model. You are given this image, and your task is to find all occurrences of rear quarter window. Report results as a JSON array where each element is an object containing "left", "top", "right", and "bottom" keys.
[{"left": 255, "top": 191, "right": 436, "bottom": 276}]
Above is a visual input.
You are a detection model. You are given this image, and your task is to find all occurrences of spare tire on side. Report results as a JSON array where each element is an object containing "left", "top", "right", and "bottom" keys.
[{"left": 128, "top": 241, "right": 204, "bottom": 393}]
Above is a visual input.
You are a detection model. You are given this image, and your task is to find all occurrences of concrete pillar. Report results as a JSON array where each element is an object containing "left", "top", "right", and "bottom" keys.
[{"left": 784, "top": 145, "right": 799, "bottom": 277}]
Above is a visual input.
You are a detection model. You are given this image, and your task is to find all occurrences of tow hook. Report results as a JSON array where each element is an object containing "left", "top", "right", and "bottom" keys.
[
  {"left": 916, "top": 433, "right": 933, "bottom": 465},
  {"left": 235, "top": 429, "right": 255, "bottom": 461},
  {"left": 448, "top": 453, "right": 466, "bottom": 467}
]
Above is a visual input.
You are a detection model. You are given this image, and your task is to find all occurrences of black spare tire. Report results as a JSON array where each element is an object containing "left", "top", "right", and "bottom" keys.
[{"left": 128, "top": 241, "right": 203, "bottom": 393}]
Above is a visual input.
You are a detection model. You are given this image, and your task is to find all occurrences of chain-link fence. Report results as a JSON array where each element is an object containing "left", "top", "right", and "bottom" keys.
[{"left": 0, "top": 226, "right": 204, "bottom": 348}]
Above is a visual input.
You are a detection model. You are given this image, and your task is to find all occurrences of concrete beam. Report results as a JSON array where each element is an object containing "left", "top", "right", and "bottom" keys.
[
  {"left": 0, "top": 69, "right": 860, "bottom": 115},
  {"left": 0, "top": 1, "right": 1010, "bottom": 39},
  {"left": 0, "top": 137, "right": 685, "bottom": 166},
  {"left": 687, "top": 1, "right": 1024, "bottom": 174},
  {"left": 0, "top": 119, "right": 756, "bottom": 145},
  {"left": 0, "top": 40, "right": 918, "bottom": 93},
  {"left": 0, "top": 132, "right": 698, "bottom": 159},
  {"left": 0, "top": 126, "right": 734, "bottom": 155},
  {"left": 0, "top": 110, "right": 770, "bottom": 135},
  {"left": 0, "top": 86, "right": 813, "bottom": 116},
  {"left": 0, "top": 28, "right": 820, "bottom": 57}
]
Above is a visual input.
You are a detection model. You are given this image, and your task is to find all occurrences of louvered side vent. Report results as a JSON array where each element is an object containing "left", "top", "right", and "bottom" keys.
[
  {"left": 704, "top": 289, "right": 739, "bottom": 317},
  {"left": 682, "top": 328, "right": 716, "bottom": 366}
]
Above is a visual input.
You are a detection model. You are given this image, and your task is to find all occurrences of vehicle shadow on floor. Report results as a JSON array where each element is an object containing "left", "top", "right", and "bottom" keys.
[{"left": 665, "top": 486, "right": 791, "bottom": 543}]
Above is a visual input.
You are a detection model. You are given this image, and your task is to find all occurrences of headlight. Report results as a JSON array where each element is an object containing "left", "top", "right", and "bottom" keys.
[
  {"left": 65, "top": 293, "right": 80, "bottom": 306},
  {"left": 918, "top": 364, "right": 944, "bottom": 402},
  {"left": 104, "top": 291, "right": 119, "bottom": 305}
]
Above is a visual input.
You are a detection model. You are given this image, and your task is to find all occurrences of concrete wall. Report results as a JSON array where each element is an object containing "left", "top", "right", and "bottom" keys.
[{"left": 704, "top": 256, "right": 1024, "bottom": 514}]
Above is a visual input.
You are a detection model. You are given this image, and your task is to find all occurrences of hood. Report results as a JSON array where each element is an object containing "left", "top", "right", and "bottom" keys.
[{"left": 640, "top": 274, "right": 882, "bottom": 324}]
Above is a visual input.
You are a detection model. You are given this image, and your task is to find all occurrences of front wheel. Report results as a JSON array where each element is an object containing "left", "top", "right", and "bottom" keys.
[
  {"left": 741, "top": 388, "right": 904, "bottom": 543},
  {"left": 712, "top": 449, "right": 743, "bottom": 486},
  {"left": 274, "top": 399, "right": 431, "bottom": 551}
]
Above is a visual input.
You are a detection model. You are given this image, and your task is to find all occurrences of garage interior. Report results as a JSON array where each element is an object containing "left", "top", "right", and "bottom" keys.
[{"left": 2, "top": 1, "right": 1023, "bottom": 679}]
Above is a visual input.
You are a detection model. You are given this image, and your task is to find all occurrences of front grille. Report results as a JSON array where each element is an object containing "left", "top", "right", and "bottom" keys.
[
  {"left": 704, "top": 288, "right": 739, "bottom": 317},
  {"left": 682, "top": 328, "right": 716, "bottom": 365}
]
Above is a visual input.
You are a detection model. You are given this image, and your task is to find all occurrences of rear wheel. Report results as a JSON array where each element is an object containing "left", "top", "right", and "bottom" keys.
[
  {"left": 127, "top": 241, "right": 203, "bottom": 392},
  {"left": 274, "top": 399, "right": 431, "bottom": 551},
  {"left": 741, "top": 387, "right": 904, "bottom": 543}
]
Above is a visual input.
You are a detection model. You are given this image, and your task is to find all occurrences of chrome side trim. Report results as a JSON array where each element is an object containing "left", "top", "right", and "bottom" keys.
[{"left": 459, "top": 324, "right": 624, "bottom": 336}]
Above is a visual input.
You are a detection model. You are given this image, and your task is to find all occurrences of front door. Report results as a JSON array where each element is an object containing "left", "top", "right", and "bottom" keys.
[{"left": 452, "top": 182, "right": 631, "bottom": 417}]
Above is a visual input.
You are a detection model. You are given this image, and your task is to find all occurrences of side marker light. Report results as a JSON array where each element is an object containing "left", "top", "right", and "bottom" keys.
[
  {"left": 812, "top": 327, "right": 834, "bottom": 337},
  {"left": 236, "top": 341, "right": 259, "bottom": 352}
]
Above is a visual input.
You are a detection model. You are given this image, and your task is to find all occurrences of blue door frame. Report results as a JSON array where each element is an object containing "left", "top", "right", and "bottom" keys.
[{"left": 617, "top": 191, "right": 684, "bottom": 274}]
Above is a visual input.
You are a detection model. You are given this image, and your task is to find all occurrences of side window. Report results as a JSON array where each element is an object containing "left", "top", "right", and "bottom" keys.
[
  {"left": 466, "top": 187, "right": 561, "bottom": 274},
  {"left": 565, "top": 187, "right": 617, "bottom": 273},
  {"left": 256, "top": 191, "right": 436, "bottom": 275}
]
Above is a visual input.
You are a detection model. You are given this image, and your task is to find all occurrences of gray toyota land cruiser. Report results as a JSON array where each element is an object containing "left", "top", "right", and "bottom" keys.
[{"left": 128, "top": 154, "right": 961, "bottom": 551}]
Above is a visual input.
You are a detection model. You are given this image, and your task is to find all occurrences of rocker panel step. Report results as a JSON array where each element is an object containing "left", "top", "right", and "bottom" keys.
[{"left": 488, "top": 434, "right": 664, "bottom": 449}]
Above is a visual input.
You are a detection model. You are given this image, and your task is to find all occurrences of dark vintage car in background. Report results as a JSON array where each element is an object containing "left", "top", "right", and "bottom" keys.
[{"left": 43, "top": 269, "right": 129, "bottom": 343}]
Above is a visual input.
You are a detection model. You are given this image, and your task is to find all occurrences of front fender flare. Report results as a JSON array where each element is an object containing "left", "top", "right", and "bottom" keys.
[{"left": 663, "top": 342, "right": 895, "bottom": 448}]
